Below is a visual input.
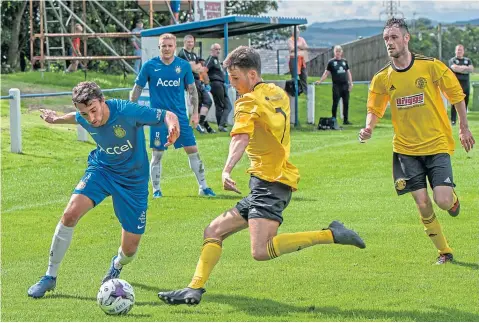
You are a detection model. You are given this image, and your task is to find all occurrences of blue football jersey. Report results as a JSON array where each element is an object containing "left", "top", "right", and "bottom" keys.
[
  {"left": 76, "top": 99, "right": 166, "bottom": 184},
  {"left": 135, "top": 56, "right": 194, "bottom": 118}
]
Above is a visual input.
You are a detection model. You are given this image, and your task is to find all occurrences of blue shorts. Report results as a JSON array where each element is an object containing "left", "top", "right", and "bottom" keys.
[
  {"left": 73, "top": 168, "right": 148, "bottom": 234},
  {"left": 170, "top": 0, "right": 181, "bottom": 12},
  {"left": 150, "top": 118, "right": 196, "bottom": 150}
]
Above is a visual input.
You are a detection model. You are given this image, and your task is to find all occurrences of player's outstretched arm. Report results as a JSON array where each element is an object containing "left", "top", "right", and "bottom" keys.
[
  {"left": 222, "top": 133, "right": 249, "bottom": 194},
  {"left": 130, "top": 84, "right": 143, "bottom": 103},
  {"left": 359, "top": 112, "right": 379, "bottom": 142},
  {"left": 454, "top": 100, "right": 475, "bottom": 152},
  {"left": 39, "top": 109, "right": 77, "bottom": 124},
  {"left": 164, "top": 111, "right": 180, "bottom": 147},
  {"left": 187, "top": 83, "right": 199, "bottom": 127}
]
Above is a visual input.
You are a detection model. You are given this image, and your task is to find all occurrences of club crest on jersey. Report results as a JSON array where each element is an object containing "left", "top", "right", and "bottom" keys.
[
  {"left": 175, "top": 66, "right": 182, "bottom": 74},
  {"left": 154, "top": 138, "right": 161, "bottom": 147},
  {"left": 415, "top": 77, "right": 427, "bottom": 89},
  {"left": 113, "top": 125, "right": 126, "bottom": 138},
  {"left": 395, "top": 178, "right": 406, "bottom": 191}
]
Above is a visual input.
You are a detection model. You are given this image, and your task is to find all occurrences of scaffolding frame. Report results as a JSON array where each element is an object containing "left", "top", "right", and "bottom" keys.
[{"left": 30, "top": 0, "right": 143, "bottom": 73}]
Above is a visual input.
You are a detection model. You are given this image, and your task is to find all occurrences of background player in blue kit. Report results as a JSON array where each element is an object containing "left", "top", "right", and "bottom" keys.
[
  {"left": 27, "top": 81, "right": 179, "bottom": 298},
  {"left": 130, "top": 33, "right": 216, "bottom": 198}
]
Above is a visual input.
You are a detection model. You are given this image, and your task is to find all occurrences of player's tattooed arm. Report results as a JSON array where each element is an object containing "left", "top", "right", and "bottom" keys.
[
  {"left": 130, "top": 84, "right": 143, "bottom": 102},
  {"left": 187, "top": 83, "right": 199, "bottom": 115},
  {"left": 39, "top": 109, "right": 77, "bottom": 124}
]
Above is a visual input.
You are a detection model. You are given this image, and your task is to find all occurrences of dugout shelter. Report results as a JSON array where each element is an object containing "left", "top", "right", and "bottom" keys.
[{"left": 139, "top": 15, "right": 308, "bottom": 126}]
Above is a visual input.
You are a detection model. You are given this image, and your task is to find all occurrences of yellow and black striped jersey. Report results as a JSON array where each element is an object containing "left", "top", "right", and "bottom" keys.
[
  {"left": 367, "top": 53, "right": 465, "bottom": 155},
  {"left": 230, "top": 82, "right": 300, "bottom": 190}
]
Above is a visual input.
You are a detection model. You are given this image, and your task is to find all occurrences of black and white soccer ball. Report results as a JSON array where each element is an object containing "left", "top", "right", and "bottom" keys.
[{"left": 97, "top": 279, "right": 135, "bottom": 315}]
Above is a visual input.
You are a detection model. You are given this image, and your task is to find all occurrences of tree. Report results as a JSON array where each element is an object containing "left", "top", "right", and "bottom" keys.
[
  {"left": 0, "top": 0, "right": 170, "bottom": 73},
  {"left": 226, "top": 1, "right": 278, "bottom": 16},
  {"left": 410, "top": 22, "right": 479, "bottom": 66},
  {"left": 225, "top": 0, "right": 291, "bottom": 49},
  {"left": 0, "top": 0, "right": 293, "bottom": 73},
  {"left": 1, "top": 1, "right": 28, "bottom": 69}
]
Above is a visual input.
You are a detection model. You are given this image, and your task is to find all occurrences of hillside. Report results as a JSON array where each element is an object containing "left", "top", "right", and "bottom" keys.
[{"left": 303, "top": 17, "right": 479, "bottom": 47}]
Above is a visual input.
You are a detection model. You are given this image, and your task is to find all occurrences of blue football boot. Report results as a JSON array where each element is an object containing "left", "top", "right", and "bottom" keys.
[
  {"left": 199, "top": 187, "right": 216, "bottom": 197},
  {"left": 101, "top": 256, "right": 122, "bottom": 284},
  {"left": 28, "top": 275, "right": 57, "bottom": 298}
]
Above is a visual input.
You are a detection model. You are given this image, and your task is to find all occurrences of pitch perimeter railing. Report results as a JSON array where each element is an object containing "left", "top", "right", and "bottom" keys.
[
  {"left": 2, "top": 81, "right": 472, "bottom": 154},
  {"left": 1, "top": 87, "right": 131, "bottom": 153}
]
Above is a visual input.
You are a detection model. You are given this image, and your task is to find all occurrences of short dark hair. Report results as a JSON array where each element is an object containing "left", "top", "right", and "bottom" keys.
[
  {"left": 72, "top": 81, "right": 104, "bottom": 105},
  {"left": 184, "top": 34, "right": 195, "bottom": 42},
  {"left": 384, "top": 17, "right": 409, "bottom": 34},
  {"left": 223, "top": 46, "right": 261, "bottom": 74}
]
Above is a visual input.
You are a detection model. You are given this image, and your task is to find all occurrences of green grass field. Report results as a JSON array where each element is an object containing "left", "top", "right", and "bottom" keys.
[{"left": 1, "top": 71, "right": 479, "bottom": 322}]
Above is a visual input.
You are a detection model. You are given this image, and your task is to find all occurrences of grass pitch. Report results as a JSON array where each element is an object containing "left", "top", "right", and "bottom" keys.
[{"left": 1, "top": 72, "right": 478, "bottom": 322}]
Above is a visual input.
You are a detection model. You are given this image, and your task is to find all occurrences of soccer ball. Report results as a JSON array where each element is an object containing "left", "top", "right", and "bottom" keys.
[{"left": 97, "top": 279, "right": 135, "bottom": 315}]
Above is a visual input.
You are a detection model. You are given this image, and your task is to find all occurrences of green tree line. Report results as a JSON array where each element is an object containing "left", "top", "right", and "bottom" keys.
[
  {"left": 409, "top": 18, "right": 479, "bottom": 66},
  {"left": 1, "top": 0, "right": 282, "bottom": 74}
]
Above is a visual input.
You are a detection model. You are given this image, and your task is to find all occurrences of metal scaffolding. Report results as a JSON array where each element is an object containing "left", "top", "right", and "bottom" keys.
[
  {"left": 30, "top": 0, "right": 141, "bottom": 73},
  {"left": 30, "top": 0, "right": 194, "bottom": 73}
]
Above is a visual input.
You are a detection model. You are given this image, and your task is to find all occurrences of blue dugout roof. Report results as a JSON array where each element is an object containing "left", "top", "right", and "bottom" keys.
[
  {"left": 141, "top": 15, "right": 307, "bottom": 38},
  {"left": 141, "top": 14, "right": 307, "bottom": 126}
]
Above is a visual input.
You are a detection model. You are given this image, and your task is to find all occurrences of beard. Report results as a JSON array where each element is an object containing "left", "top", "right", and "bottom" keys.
[
  {"left": 389, "top": 46, "right": 406, "bottom": 59},
  {"left": 390, "top": 51, "right": 400, "bottom": 58}
]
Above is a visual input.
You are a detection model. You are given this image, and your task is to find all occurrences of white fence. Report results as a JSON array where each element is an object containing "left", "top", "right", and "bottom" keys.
[
  {"left": 3, "top": 81, "right": 453, "bottom": 154},
  {"left": 2, "top": 86, "right": 237, "bottom": 154},
  {"left": 2, "top": 87, "right": 132, "bottom": 154}
]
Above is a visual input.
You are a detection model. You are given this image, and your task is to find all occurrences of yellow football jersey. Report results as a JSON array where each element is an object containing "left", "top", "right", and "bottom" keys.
[
  {"left": 230, "top": 82, "right": 300, "bottom": 190},
  {"left": 367, "top": 54, "right": 465, "bottom": 155}
]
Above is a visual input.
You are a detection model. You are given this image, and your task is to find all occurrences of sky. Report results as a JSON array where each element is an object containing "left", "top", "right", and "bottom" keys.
[{"left": 270, "top": 0, "right": 479, "bottom": 24}]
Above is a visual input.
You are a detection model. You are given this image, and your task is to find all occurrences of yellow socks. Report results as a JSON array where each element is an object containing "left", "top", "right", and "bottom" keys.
[
  {"left": 188, "top": 238, "right": 222, "bottom": 289},
  {"left": 421, "top": 213, "right": 452, "bottom": 254},
  {"left": 267, "top": 230, "right": 334, "bottom": 259}
]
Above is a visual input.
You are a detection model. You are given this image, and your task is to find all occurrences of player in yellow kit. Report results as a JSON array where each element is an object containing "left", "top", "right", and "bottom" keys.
[
  {"left": 359, "top": 18, "right": 475, "bottom": 265},
  {"left": 158, "top": 46, "right": 366, "bottom": 306}
]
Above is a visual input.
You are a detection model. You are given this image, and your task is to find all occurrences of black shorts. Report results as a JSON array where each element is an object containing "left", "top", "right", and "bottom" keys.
[
  {"left": 235, "top": 176, "right": 292, "bottom": 224},
  {"left": 392, "top": 152, "right": 455, "bottom": 195},
  {"left": 195, "top": 79, "right": 212, "bottom": 109}
]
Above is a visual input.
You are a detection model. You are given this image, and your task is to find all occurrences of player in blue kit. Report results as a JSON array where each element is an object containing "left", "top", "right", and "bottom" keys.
[
  {"left": 27, "top": 81, "right": 179, "bottom": 298},
  {"left": 130, "top": 33, "right": 216, "bottom": 198}
]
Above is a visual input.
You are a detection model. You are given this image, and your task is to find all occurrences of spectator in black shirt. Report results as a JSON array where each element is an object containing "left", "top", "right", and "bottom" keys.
[
  {"left": 448, "top": 44, "right": 474, "bottom": 125},
  {"left": 315, "top": 45, "right": 353, "bottom": 125},
  {"left": 205, "top": 43, "right": 232, "bottom": 132},
  {"left": 178, "top": 35, "right": 215, "bottom": 133}
]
